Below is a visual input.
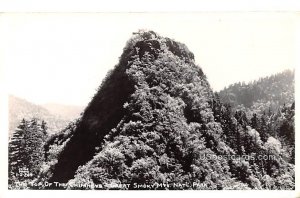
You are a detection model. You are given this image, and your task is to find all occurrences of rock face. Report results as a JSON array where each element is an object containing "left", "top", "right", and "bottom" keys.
[
  {"left": 49, "top": 30, "right": 212, "bottom": 183},
  {"left": 49, "top": 50, "right": 135, "bottom": 182}
]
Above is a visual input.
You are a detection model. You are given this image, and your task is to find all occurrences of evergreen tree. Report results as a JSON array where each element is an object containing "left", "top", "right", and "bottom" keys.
[
  {"left": 250, "top": 113, "right": 259, "bottom": 131},
  {"left": 8, "top": 118, "right": 48, "bottom": 189},
  {"left": 259, "top": 114, "right": 268, "bottom": 142},
  {"left": 8, "top": 119, "right": 27, "bottom": 185}
]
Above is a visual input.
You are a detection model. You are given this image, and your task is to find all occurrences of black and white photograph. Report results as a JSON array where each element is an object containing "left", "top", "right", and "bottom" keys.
[{"left": 0, "top": 8, "right": 298, "bottom": 197}]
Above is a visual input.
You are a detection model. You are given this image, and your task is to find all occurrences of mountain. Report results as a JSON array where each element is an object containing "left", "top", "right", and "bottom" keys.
[
  {"left": 41, "top": 30, "right": 294, "bottom": 190},
  {"left": 8, "top": 95, "right": 82, "bottom": 137},
  {"left": 218, "top": 69, "right": 294, "bottom": 113}
]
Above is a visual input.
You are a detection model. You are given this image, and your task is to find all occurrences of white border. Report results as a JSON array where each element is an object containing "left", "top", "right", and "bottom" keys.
[
  {"left": 0, "top": 1, "right": 299, "bottom": 198},
  {"left": 0, "top": 0, "right": 299, "bottom": 12}
]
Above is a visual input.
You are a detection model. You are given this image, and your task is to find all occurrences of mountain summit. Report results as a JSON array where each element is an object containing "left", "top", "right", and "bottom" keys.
[
  {"left": 49, "top": 30, "right": 214, "bottom": 183},
  {"left": 45, "top": 30, "right": 294, "bottom": 189}
]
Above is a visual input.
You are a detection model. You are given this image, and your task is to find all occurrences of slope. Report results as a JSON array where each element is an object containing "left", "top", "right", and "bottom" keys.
[
  {"left": 218, "top": 69, "right": 294, "bottom": 112},
  {"left": 9, "top": 95, "right": 78, "bottom": 136}
]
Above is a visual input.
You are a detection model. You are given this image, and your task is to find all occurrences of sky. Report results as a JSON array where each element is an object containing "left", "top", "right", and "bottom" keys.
[{"left": 0, "top": 12, "right": 297, "bottom": 106}]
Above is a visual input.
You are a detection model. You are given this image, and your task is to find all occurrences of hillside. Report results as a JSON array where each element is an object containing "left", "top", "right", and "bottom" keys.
[
  {"left": 9, "top": 95, "right": 82, "bottom": 136},
  {"left": 218, "top": 69, "right": 294, "bottom": 113},
  {"left": 38, "top": 31, "right": 294, "bottom": 190}
]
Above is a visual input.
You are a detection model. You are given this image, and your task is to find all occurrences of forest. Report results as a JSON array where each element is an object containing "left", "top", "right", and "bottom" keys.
[{"left": 8, "top": 30, "right": 295, "bottom": 190}]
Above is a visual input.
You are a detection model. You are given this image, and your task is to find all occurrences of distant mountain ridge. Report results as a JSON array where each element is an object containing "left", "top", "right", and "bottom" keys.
[
  {"left": 218, "top": 69, "right": 294, "bottom": 112},
  {"left": 9, "top": 95, "right": 83, "bottom": 137}
]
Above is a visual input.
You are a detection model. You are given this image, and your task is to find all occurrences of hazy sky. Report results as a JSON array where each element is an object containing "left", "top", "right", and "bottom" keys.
[{"left": 0, "top": 13, "right": 297, "bottom": 106}]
